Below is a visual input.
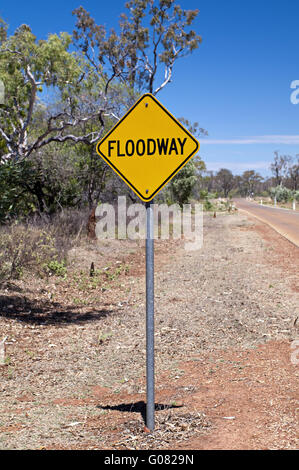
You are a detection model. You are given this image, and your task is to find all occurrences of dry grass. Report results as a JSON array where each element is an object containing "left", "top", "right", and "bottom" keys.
[
  {"left": 0, "top": 209, "right": 88, "bottom": 282},
  {"left": 116, "top": 410, "right": 211, "bottom": 450},
  {"left": 0, "top": 213, "right": 298, "bottom": 449}
]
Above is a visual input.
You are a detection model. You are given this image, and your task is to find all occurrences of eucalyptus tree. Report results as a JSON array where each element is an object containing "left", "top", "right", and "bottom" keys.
[
  {"left": 270, "top": 151, "right": 292, "bottom": 187},
  {"left": 72, "top": 0, "right": 201, "bottom": 97},
  {"left": 1, "top": 1, "right": 201, "bottom": 163},
  {"left": 0, "top": 1, "right": 202, "bottom": 217},
  {"left": 239, "top": 170, "right": 263, "bottom": 197},
  {"left": 71, "top": 0, "right": 202, "bottom": 211},
  {"left": 0, "top": 19, "right": 125, "bottom": 215},
  {"left": 215, "top": 169, "right": 235, "bottom": 198},
  {"left": 0, "top": 24, "right": 109, "bottom": 163},
  {"left": 286, "top": 156, "right": 299, "bottom": 191},
  {"left": 169, "top": 117, "right": 207, "bottom": 205}
]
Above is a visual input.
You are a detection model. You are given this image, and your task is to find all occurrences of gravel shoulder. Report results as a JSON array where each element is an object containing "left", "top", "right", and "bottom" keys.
[{"left": 0, "top": 211, "right": 298, "bottom": 450}]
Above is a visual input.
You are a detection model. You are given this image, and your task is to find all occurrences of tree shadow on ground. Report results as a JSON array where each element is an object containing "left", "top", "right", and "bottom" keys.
[
  {"left": 98, "top": 401, "right": 184, "bottom": 424},
  {"left": 0, "top": 294, "right": 116, "bottom": 325}
]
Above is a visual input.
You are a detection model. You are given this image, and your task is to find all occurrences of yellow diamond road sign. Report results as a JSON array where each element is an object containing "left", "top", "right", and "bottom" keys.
[{"left": 96, "top": 93, "right": 199, "bottom": 202}]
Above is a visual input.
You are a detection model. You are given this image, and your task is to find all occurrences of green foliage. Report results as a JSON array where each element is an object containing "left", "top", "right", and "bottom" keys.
[
  {"left": 0, "top": 3, "right": 204, "bottom": 218},
  {"left": 70, "top": 262, "right": 129, "bottom": 293},
  {"left": 178, "top": 118, "right": 208, "bottom": 141},
  {"left": 203, "top": 199, "right": 214, "bottom": 211},
  {"left": 208, "top": 192, "right": 218, "bottom": 199},
  {"left": 0, "top": 17, "right": 8, "bottom": 44},
  {"left": 168, "top": 117, "right": 207, "bottom": 205},
  {"left": 170, "top": 160, "right": 197, "bottom": 207},
  {"left": 0, "top": 21, "right": 97, "bottom": 163},
  {"left": 46, "top": 260, "right": 67, "bottom": 277},
  {"left": 28, "top": 144, "right": 84, "bottom": 212},
  {"left": 238, "top": 170, "right": 263, "bottom": 197},
  {"left": 270, "top": 152, "right": 291, "bottom": 186},
  {"left": 199, "top": 190, "right": 218, "bottom": 200},
  {"left": 270, "top": 186, "right": 293, "bottom": 203},
  {"left": 73, "top": 1, "right": 201, "bottom": 94},
  {"left": 98, "top": 332, "right": 113, "bottom": 345},
  {"left": 215, "top": 168, "right": 235, "bottom": 197},
  {"left": 0, "top": 25, "right": 79, "bottom": 111},
  {"left": 199, "top": 189, "right": 208, "bottom": 199},
  {"left": 0, "top": 160, "right": 37, "bottom": 222},
  {"left": 0, "top": 147, "right": 84, "bottom": 220}
]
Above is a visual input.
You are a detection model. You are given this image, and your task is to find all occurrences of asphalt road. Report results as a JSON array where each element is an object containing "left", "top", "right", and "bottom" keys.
[{"left": 234, "top": 199, "right": 299, "bottom": 247}]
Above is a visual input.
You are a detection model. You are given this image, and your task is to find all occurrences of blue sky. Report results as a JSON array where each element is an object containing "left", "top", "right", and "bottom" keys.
[{"left": 1, "top": 0, "right": 299, "bottom": 176}]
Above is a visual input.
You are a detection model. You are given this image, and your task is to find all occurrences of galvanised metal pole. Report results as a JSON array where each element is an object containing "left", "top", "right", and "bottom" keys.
[{"left": 146, "top": 200, "right": 155, "bottom": 431}]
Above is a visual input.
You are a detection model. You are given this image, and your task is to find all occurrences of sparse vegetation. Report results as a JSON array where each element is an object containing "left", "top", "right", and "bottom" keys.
[
  {"left": 46, "top": 260, "right": 67, "bottom": 278},
  {"left": 0, "top": 210, "right": 87, "bottom": 282},
  {"left": 0, "top": 0, "right": 298, "bottom": 453},
  {"left": 0, "top": 224, "right": 58, "bottom": 280},
  {"left": 0, "top": 214, "right": 297, "bottom": 449}
]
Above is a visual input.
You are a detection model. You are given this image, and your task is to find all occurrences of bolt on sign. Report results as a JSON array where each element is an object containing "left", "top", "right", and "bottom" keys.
[{"left": 96, "top": 93, "right": 199, "bottom": 201}]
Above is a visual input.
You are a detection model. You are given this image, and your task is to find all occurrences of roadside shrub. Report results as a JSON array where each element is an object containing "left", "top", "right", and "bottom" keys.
[
  {"left": 270, "top": 186, "right": 293, "bottom": 203},
  {"left": 31, "top": 209, "right": 88, "bottom": 259},
  {"left": 0, "top": 208, "right": 88, "bottom": 282},
  {"left": 45, "top": 260, "right": 67, "bottom": 277},
  {"left": 203, "top": 199, "right": 214, "bottom": 211},
  {"left": 199, "top": 189, "right": 208, "bottom": 200},
  {"left": 0, "top": 224, "right": 58, "bottom": 281},
  {"left": 170, "top": 161, "right": 197, "bottom": 207}
]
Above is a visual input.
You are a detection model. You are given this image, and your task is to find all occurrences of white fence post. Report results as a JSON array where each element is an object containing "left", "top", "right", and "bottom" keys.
[
  {"left": 0, "top": 337, "right": 7, "bottom": 365},
  {"left": 0, "top": 79, "right": 4, "bottom": 105}
]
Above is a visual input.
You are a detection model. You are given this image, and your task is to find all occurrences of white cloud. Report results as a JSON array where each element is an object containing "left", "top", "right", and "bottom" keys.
[
  {"left": 207, "top": 161, "right": 271, "bottom": 172},
  {"left": 201, "top": 135, "right": 299, "bottom": 145}
]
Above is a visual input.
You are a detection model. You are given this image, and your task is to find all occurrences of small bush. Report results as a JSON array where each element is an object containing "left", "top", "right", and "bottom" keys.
[
  {"left": 45, "top": 260, "right": 67, "bottom": 277},
  {"left": 0, "top": 224, "right": 58, "bottom": 281},
  {"left": 199, "top": 190, "right": 208, "bottom": 200},
  {"left": 0, "top": 208, "right": 89, "bottom": 282},
  {"left": 203, "top": 199, "right": 214, "bottom": 211},
  {"left": 27, "top": 209, "right": 88, "bottom": 260},
  {"left": 270, "top": 186, "right": 293, "bottom": 203}
]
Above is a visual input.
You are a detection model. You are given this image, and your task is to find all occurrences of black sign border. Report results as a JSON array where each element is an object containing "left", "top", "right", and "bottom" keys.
[{"left": 96, "top": 93, "right": 199, "bottom": 201}]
